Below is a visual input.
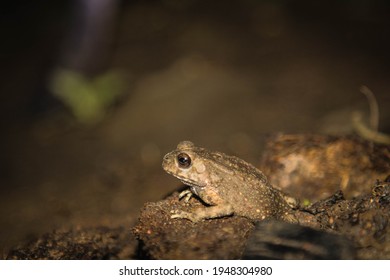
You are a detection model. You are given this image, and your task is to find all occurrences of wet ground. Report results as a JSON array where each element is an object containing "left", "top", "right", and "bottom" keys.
[{"left": 1, "top": 0, "right": 389, "bottom": 258}]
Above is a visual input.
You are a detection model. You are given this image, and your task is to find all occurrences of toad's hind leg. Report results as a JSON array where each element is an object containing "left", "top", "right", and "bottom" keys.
[{"left": 171, "top": 204, "right": 234, "bottom": 223}]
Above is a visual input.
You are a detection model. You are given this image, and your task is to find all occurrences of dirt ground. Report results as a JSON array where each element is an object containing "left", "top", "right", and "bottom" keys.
[{"left": 0, "top": 0, "right": 389, "bottom": 259}]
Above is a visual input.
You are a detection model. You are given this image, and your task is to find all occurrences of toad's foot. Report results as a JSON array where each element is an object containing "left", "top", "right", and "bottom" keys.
[
  {"left": 171, "top": 204, "right": 234, "bottom": 223},
  {"left": 171, "top": 210, "right": 200, "bottom": 223},
  {"left": 178, "top": 189, "right": 193, "bottom": 202}
]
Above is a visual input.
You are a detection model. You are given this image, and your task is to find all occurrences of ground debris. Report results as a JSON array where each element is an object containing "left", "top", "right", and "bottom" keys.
[
  {"left": 134, "top": 179, "right": 390, "bottom": 259},
  {"left": 133, "top": 193, "right": 253, "bottom": 259},
  {"left": 5, "top": 134, "right": 390, "bottom": 260},
  {"left": 242, "top": 220, "right": 356, "bottom": 260},
  {"left": 261, "top": 134, "right": 389, "bottom": 200},
  {"left": 6, "top": 226, "right": 136, "bottom": 260}
]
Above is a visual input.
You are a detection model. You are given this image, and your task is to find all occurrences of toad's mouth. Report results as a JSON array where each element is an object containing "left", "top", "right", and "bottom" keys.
[
  {"left": 179, "top": 178, "right": 205, "bottom": 191},
  {"left": 165, "top": 169, "right": 206, "bottom": 190}
]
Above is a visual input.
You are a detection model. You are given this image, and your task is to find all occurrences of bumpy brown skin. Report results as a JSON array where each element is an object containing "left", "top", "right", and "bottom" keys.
[{"left": 162, "top": 141, "right": 297, "bottom": 223}]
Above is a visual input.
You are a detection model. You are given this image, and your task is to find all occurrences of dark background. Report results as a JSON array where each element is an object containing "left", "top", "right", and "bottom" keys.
[{"left": 1, "top": 0, "right": 390, "bottom": 254}]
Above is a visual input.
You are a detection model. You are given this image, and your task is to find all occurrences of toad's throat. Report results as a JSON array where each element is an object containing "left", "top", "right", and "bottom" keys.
[{"left": 179, "top": 179, "right": 205, "bottom": 195}]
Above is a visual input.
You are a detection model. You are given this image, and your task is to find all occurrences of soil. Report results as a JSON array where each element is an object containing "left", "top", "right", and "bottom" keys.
[
  {"left": 5, "top": 134, "right": 390, "bottom": 259},
  {"left": 1, "top": 0, "right": 390, "bottom": 259}
]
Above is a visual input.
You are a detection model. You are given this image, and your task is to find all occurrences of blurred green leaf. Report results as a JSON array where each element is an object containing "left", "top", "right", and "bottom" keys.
[{"left": 50, "top": 69, "right": 125, "bottom": 125}]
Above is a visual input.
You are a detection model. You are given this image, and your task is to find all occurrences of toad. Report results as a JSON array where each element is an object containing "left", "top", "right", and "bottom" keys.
[{"left": 162, "top": 141, "right": 297, "bottom": 223}]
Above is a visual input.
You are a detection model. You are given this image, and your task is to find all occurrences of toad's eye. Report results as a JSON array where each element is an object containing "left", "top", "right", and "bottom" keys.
[{"left": 177, "top": 153, "right": 192, "bottom": 168}]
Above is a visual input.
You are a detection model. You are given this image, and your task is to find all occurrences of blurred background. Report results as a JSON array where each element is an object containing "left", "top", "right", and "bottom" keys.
[{"left": 1, "top": 0, "right": 390, "bottom": 254}]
